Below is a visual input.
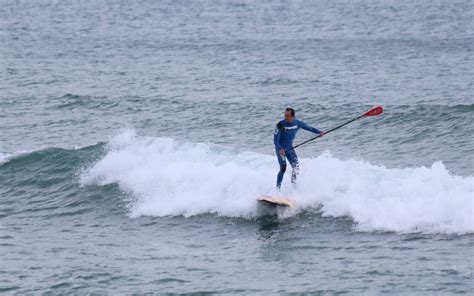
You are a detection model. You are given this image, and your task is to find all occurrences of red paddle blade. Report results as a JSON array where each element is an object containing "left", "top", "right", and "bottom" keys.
[{"left": 363, "top": 106, "right": 384, "bottom": 117}]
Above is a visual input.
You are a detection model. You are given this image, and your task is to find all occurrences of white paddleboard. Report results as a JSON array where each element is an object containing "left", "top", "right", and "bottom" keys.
[{"left": 257, "top": 196, "right": 295, "bottom": 208}]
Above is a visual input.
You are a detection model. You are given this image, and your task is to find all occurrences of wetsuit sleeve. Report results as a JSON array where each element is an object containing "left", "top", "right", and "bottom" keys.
[
  {"left": 273, "top": 123, "right": 282, "bottom": 150},
  {"left": 299, "top": 120, "right": 321, "bottom": 134}
]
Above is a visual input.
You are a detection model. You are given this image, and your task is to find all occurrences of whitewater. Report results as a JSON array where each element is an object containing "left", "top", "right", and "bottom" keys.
[{"left": 81, "top": 130, "right": 473, "bottom": 234}]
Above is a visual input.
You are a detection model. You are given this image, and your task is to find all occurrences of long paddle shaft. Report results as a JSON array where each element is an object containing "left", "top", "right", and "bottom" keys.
[{"left": 286, "top": 106, "right": 384, "bottom": 152}]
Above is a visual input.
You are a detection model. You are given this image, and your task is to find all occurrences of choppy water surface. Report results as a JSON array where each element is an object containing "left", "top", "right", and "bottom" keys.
[{"left": 1, "top": 0, "right": 473, "bottom": 294}]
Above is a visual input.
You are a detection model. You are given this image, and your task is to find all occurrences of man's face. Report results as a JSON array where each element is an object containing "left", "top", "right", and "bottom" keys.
[{"left": 284, "top": 110, "right": 294, "bottom": 122}]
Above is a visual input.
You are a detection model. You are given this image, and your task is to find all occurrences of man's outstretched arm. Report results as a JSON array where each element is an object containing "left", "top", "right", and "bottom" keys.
[{"left": 299, "top": 120, "right": 323, "bottom": 135}]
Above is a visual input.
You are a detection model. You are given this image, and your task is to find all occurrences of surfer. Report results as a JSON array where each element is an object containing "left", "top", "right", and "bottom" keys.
[{"left": 274, "top": 107, "right": 324, "bottom": 189}]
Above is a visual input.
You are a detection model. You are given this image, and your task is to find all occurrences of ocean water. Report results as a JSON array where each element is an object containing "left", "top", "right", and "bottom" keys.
[{"left": 1, "top": 0, "right": 473, "bottom": 294}]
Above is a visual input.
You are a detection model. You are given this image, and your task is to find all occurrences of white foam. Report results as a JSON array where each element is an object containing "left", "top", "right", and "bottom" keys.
[
  {"left": 0, "top": 152, "right": 8, "bottom": 164},
  {"left": 0, "top": 148, "right": 43, "bottom": 165},
  {"left": 81, "top": 130, "right": 474, "bottom": 234}
]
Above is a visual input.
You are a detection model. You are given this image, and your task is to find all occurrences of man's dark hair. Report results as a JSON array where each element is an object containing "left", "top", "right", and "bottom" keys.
[{"left": 285, "top": 107, "right": 295, "bottom": 117}]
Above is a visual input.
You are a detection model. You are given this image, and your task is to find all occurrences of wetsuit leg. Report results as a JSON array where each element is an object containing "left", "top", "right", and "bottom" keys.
[
  {"left": 286, "top": 150, "right": 300, "bottom": 186},
  {"left": 276, "top": 148, "right": 287, "bottom": 189}
]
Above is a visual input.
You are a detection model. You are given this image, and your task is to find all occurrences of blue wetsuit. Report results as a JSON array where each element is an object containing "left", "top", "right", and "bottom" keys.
[{"left": 273, "top": 119, "right": 321, "bottom": 188}]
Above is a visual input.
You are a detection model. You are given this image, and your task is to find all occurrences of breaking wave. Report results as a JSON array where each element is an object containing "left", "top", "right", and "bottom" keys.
[{"left": 81, "top": 130, "right": 473, "bottom": 234}]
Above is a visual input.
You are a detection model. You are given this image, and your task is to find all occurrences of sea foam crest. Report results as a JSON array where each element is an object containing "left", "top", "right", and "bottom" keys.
[
  {"left": 0, "top": 148, "right": 44, "bottom": 165},
  {"left": 81, "top": 130, "right": 474, "bottom": 234},
  {"left": 0, "top": 152, "right": 9, "bottom": 164}
]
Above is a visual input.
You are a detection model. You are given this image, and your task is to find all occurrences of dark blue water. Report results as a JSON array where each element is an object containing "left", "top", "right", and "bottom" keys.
[{"left": 1, "top": 0, "right": 473, "bottom": 294}]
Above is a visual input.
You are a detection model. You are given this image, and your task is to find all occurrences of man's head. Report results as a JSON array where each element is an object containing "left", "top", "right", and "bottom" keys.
[{"left": 284, "top": 107, "right": 295, "bottom": 122}]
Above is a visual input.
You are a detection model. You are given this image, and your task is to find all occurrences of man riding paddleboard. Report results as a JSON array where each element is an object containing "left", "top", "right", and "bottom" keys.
[{"left": 273, "top": 107, "right": 324, "bottom": 189}]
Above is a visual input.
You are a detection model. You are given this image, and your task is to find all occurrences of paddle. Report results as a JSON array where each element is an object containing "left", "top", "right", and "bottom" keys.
[{"left": 286, "top": 106, "right": 384, "bottom": 152}]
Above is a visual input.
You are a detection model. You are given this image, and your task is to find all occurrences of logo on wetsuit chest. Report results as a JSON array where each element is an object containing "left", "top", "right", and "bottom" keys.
[
  {"left": 283, "top": 125, "right": 298, "bottom": 130},
  {"left": 275, "top": 122, "right": 298, "bottom": 134}
]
